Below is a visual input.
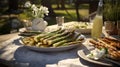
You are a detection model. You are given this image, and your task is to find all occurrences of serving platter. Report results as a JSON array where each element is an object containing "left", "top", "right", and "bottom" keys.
[
  {"left": 77, "top": 49, "right": 112, "bottom": 66},
  {"left": 19, "top": 39, "right": 81, "bottom": 52},
  {"left": 84, "top": 37, "right": 120, "bottom": 66},
  {"left": 18, "top": 28, "right": 85, "bottom": 52},
  {"left": 18, "top": 31, "right": 42, "bottom": 36}
]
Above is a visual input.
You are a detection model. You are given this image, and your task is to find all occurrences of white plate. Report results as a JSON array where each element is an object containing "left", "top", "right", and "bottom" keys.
[
  {"left": 19, "top": 39, "right": 82, "bottom": 52},
  {"left": 77, "top": 49, "right": 112, "bottom": 66}
]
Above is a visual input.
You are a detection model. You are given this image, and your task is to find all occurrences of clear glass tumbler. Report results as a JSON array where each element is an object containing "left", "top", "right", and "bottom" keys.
[
  {"left": 23, "top": 19, "right": 32, "bottom": 31},
  {"left": 56, "top": 16, "right": 64, "bottom": 28}
]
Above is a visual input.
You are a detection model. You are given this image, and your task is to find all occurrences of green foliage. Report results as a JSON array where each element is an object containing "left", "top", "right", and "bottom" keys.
[
  {"left": 116, "top": 0, "right": 120, "bottom": 20},
  {"left": 47, "top": 10, "right": 78, "bottom": 25},
  {"left": 19, "top": 2, "right": 35, "bottom": 20},
  {"left": 103, "top": 0, "right": 120, "bottom": 21},
  {"left": 19, "top": 12, "right": 32, "bottom": 20}
]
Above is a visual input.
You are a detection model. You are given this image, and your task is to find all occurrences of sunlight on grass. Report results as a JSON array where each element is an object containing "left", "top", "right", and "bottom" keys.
[
  {"left": 79, "top": 9, "right": 89, "bottom": 18},
  {"left": 54, "top": 9, "right": 89, "bottom": 21},
  {"left": 52, "top": 4, "right": 89, "bottom": 9},
  {"left": 54, "top": 10, "right": 77, "bottom": 22}
]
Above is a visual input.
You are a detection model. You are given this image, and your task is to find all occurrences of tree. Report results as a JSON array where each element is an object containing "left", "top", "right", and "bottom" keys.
[
  {"left": 75, "top": 0, "right": 98, "bottom": 21},
  {"left": 60, "top": 0, "right": 65, "bottom": 9},
  {"left": 41, "top": 0, "right": 56, "bottom": 17},
  {"left": 55, "top": 0, "right": 65, "bottom": 9}
]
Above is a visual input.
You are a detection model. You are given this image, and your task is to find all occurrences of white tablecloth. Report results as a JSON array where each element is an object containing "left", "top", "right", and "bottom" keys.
[
  {"left": 1, "top": 25, "right": 119, "bottom": 67},
  {"left": 0, "top": 34, "right": 99, "bottom": 67}
]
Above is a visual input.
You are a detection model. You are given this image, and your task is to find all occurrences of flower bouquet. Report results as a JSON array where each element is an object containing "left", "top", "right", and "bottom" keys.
[{"left": 23, "top": 1, "right": 49, "bottom": 31}]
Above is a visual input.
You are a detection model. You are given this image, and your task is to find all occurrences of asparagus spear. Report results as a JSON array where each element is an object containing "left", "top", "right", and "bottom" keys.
[
  {"left": 40, "top": 33, "right": 55, "bottom": 42},
  {"left": 53, "top": 33, "right": 81, "bottom": 47},
  {"left": 53, "top": 39, "right": 71, "bottom": 47},
  {"left": 46, "top": 30, "right": 75, "bottom": 40},
  {"left": 34, "top": 28, "right": 62, "bottom": 42},
  {"left": 40, "top": 29, "right": 65, "bottom": 42},
  {"left": 43, "top": 31, "right": 70, "bottom": 44},
  {"left": 47, "top": 32, "right": 73, "bottom": 45},
  {"left": 60, "top": 40, "right": 82, "bottom": 47}
]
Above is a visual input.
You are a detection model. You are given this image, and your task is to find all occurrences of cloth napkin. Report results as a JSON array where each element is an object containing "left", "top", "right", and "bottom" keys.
[{"left": 46, "top": 58, "right": 88, "bottom": 67}]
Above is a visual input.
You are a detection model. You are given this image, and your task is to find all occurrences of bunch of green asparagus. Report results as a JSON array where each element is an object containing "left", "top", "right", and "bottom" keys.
[{"left": 22, "top": 28, "right": 84, "bottom": 47}]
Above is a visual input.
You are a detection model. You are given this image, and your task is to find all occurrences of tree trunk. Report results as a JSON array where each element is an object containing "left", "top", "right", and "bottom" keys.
[
  {"left": 41, "top": 0, "right": 56, "bottom": 17},
  {"left": 89, "top": 0, "right": 98, "bottom": 14},
  {"left": 56, "top": 0, "right": 60, "bottom": 9},
  {"left": 75, "top": 2, "right": 80, "bottom": 21},
  {"left": 60, "top": 0, "right": 65, "bottom": 9}
]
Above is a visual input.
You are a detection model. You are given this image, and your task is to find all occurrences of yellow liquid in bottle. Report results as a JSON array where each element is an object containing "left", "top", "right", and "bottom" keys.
[{"left": 91, "top": 15, "right": 103, "bottom": 39}]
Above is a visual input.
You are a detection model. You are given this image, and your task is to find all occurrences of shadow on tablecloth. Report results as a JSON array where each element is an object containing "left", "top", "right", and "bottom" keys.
[{"left": 13, "top": 45, "right": 84, "bottom": 67}]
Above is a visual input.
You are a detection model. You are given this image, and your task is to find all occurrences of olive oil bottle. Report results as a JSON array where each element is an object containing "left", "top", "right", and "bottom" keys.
[{"left": 91, "top": 0, "right": 103, "bottom": 39}]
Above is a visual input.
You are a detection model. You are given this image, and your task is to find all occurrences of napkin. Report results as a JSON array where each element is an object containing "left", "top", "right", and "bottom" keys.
[{"left": 46, "top": 58, "right": 88, "bottom": 67}]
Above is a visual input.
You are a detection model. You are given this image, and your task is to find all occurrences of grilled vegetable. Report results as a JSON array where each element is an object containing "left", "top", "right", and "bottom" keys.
[
  {"left": 43, "top": 31, "right": 71, "bottom": 44},
  {"left": 34, "top": 28, "right": 62, "bottom": 42},
  {"left": 53, "top": 39, "right": 71, "bottom": 47},
  {"left": 40, "top": 33, "right": 56, "bottom": 42},
  {"left": 40, "top": 29, "right": 65, "bottom": 42},
  {"left": 61, "top": 40, "right": 82, "bottom": 47},
  {"left": 21, "top": 29, "right": 83, "bottom": 48},
  {"left": 36, "top": 42, "right": 42, "bottom": 47},
  {"left": 47, "top": 32, "right": 73, "bottom": 45},
  {"left": 53, "top": 33, "right": 81, "bottom": 47},
  {"left": 22, "top": 37, "right": 35, "bottom": 46}
]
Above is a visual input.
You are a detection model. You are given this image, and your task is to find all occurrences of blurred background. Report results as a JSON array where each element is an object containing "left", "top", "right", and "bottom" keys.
[
  {"left": 0, "top": 0, "right": 120, "bottom": 35},
  {"left": 0, "top": 0, "right": 120, "bottom": 66}
]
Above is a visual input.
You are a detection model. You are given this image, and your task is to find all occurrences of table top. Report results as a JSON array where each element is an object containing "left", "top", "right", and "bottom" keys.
[
  {"left": 0, "top": 22, "right": 120, "bottom": 67},
  {"left": 0, "top": 34, "right": 119, "bottom": 67}
]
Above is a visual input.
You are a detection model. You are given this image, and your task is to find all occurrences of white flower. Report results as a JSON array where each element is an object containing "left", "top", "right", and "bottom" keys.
[
  {"left": 24, "top": 2, "right": 49, "bottom": 18},
  {"left": 24, "top": 1, "right": 31, "bottom": 8},
  {"left": 43, "top": 7, "right": 49, "bottom": 15},
  {"left": 31, "top": 4, "right": 38, "bottom": 11}
]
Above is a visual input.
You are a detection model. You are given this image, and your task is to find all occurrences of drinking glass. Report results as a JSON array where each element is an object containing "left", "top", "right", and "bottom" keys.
[
  {"left": 56, "top": 16, "right": 64, "bottom": 28},
  {"left": 104, "top": 21, "right": 115, "bottom": 35},
  {"left": 23, "top": 19, "right": 32, "bottom": 31}
]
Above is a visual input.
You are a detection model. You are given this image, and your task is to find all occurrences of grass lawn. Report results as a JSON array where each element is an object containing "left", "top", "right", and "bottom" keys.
[
  {"left": 47, "top": 4, "right": 89, "bottom": 25},
  {"left": 47, "top": 9, "right": 89, "bottom": 25}
]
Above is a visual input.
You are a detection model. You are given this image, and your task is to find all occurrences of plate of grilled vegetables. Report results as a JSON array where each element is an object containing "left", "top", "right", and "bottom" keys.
[
  {"left": 78, "top": 37, "right": 120, "bottom": 66},
  {"left": 19, "top": 28, "right": 85, "bottom": 52}
]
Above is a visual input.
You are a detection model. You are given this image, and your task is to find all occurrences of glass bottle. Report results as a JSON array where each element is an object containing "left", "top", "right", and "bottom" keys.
[{"left": 91, "top": 0, "right": 103, "bottom": 39}]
